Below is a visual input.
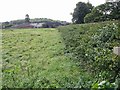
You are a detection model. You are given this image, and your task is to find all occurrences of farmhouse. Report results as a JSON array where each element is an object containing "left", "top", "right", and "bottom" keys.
[{"left": 30, "top": 23, "right": 45, "bottom": 28}]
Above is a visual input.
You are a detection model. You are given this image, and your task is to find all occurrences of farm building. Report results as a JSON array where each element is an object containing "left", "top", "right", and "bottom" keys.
[{"left": 30, "top": 23, "right": 45, "bottom": 28}]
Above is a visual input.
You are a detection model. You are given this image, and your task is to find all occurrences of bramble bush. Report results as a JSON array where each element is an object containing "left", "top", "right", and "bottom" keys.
[{"left": 58, "top": 21, "right": 120, "bottom": 88}]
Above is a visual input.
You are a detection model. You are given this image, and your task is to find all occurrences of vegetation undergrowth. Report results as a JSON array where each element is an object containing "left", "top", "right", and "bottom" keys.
[{"left": 58, "top": 20, "right": 120, "bottom": 89}]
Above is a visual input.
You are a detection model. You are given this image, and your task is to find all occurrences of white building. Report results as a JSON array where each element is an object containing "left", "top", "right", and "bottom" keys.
[{"left": 30, "top": 23, "right": 45, "bottom": 28}]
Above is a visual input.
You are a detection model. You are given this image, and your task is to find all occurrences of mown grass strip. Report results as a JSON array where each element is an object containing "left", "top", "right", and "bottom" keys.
[{"left": 2, "top": 28, "right": 87, "bottom": 88}]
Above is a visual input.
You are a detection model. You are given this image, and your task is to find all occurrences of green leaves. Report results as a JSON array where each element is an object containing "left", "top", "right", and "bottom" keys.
[
  {"left": 72, "top": 2, "right": 93, "bottom": 24},
  {"left": 84, "top": 1, "right": 120, "bottom": 23},
  {"left": 92, "top": 80, "right": 118, "bottom": 89},
  {"left": 58, "top": 21, "right": 120, "bottom": 88}
]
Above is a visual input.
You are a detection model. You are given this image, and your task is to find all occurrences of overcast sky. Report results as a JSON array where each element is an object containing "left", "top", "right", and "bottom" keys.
[{"left": 0, "top": 0, "right": 105, "bottom": 22}]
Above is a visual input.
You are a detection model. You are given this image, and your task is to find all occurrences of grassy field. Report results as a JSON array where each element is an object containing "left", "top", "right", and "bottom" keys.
[
  {"left": 2, "top": 28, "right": 89, "bottom": 88},
  {"left": 2, "top": 21, "right": 119, "bottom": 88}
]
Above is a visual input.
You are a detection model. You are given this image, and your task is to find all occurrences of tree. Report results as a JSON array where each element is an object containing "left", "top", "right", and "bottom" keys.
[
  {"left": 84, "top": 1, "right": 120, "bottom": 23},
  {"left": 25, "top": 14, "right": 30, "bottom": 23},
  {"left": 110, "top": 1, "right": 120, "bottom": 20},
  {"left": 84, "top": 5, "right": 104, "bottom": 23},
  {"left": 86, "top": 2, "right": 94, "bottom": 11},
  {"left": 72, "top": 2, "right": 93, "bottom": 24}
]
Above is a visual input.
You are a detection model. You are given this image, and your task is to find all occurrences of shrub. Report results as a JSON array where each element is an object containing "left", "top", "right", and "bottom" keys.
[{"left": 58, "top": 21, "right": 120, "bottom": 86}]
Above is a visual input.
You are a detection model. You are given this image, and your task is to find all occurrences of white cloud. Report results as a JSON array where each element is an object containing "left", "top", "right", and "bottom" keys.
[{"left": 0, "top": 0, "right": 105, "bottom": 22}]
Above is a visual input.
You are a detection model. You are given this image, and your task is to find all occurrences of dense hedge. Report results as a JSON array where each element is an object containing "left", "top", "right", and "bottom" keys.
[{"left": 58, "top": 21, "right": 120, "bottom": 85}]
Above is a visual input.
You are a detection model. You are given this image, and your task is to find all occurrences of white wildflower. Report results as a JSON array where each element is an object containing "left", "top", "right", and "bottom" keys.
[{"left": 98, "top": 81, "right": 106, "bottom": 86}]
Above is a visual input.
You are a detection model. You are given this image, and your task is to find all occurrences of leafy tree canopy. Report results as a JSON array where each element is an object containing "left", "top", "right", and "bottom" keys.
[
  {"left": 84, "top": 1, "right": 120, "bottom": 23},
  {"left": 72, "top": 2, "right": 93, "bottom": 24}
]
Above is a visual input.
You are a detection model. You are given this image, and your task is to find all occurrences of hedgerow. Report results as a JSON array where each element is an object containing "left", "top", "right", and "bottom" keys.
[{"left": 58, "top": 21, "right": 120, "bottom": 88}]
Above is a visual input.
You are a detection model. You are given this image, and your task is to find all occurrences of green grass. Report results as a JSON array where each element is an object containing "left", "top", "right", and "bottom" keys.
[
  {"left": 2, "top": 28, "right": 87, "bottom": 88},
  {"left": 3, "top": 21, "right": 119, "bottom": 88}
]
